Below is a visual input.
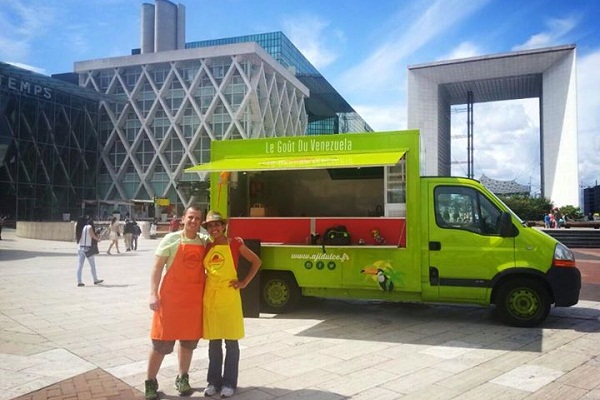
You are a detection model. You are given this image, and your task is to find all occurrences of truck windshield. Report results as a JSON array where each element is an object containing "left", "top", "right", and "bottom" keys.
[{"left": 484, "top": 190, "right": 525, "bottom": 225}]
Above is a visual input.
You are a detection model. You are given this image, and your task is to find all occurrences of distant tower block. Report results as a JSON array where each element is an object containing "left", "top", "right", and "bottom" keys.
[{"left": 141, "top": 0, "right": 186, "bottom": 54}]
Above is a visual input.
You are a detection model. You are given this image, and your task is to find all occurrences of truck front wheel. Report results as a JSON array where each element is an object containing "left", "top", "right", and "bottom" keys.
[
  {"left": 260, "top": 271, "right": 301, "bottom": 314},
  {"left": 495, "top": 278, "right": 551, "bottom": 327}
]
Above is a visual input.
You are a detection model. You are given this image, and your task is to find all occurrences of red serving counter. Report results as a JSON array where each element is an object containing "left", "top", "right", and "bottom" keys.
[{"left": 228, "top": 217, "right": 406, "bottom": 247}]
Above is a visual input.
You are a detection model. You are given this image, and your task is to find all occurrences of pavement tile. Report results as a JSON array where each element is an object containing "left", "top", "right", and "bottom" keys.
[
  {"left": 490, "top": 365, "right": 564, "bottom": 392},
  {"left": 524, "top": 382, "right": 589, "bottom": 400},
  {"left": 10, "top": 369, "right": 144, "bottom": 400},
  {"left": 557, "top": 364, "right": 600, "bottom": 390},
  {"left": 1, "top": 228, "right": 600, "bottom": 399},
  {"left": 381, "top": 367, "right": 454, "bottom": 395}
]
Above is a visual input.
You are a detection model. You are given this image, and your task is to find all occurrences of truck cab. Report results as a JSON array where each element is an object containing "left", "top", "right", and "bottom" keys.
[{"left": 423, "top": 177, "right": 580, "bottom": 326}]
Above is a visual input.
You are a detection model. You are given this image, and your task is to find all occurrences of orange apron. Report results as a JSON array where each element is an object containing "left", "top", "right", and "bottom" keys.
[
  {"left": 203, "top": 244, "right": 244, "bottom": 340},
  {"left": 151, "top": 237, "right": 205, "bottom": 340}
]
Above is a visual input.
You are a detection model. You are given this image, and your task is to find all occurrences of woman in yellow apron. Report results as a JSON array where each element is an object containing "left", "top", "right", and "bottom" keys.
[
  {"left": 201, "top": 210, "right": 261, "bottom": 398},
  {"left": 144, "top": 205, "right": 206, "bottom": 400}
]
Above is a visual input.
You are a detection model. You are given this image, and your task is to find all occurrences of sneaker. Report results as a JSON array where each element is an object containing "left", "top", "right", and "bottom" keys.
[
  {"left": 77, "top": 283, "right": 85, "bottom": 287},
  {"left": 220, "top": 386, "right": 235, "bottom": 398},
  {"left": 144, "top": 379, "right": 159, "bottom": 400},
  {"left": 203, "top": 384, "right": 217, "bottom": 397},
  {"left": 175, "top": 373, "right": 193, "bottom": 396},
  {"left": 94, "top": 280, "right": 104, "bottom": 285}
]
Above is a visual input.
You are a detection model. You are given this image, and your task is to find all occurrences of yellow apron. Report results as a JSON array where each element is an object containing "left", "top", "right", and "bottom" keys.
[{"left": 203, "top": 244, "right": 244, "bottom": 340}]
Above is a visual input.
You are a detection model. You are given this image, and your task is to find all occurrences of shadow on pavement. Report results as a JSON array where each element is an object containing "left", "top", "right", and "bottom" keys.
[
  {"left": 158, "top": 387, "right": 349, "bottom": 400},
  {"left": 0, "top": 248, "right": 73, "bottom": 261},
  {"left": 262, "top": 297, "right": 599, "bottom": 354}
]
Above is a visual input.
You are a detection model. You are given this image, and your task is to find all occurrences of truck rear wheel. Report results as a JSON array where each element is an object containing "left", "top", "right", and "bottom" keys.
[
  {"left": 495, "top": 278, "right": 551, "bottom": 327},
  {"left": 260, "top": 271, "right": 300, "bottom": 314}
]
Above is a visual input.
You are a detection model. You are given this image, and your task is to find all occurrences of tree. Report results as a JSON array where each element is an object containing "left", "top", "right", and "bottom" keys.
[
  {"left": 497, "top": 195, "right": 552, "bottom": 221},
  {"left": 559, "top": 205, "right": 583, "bottom": 220}
]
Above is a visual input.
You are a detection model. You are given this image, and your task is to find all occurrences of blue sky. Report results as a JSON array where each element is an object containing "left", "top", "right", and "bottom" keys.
[{"left": 1, "top": 0, "right": 599, "bottom": 202}]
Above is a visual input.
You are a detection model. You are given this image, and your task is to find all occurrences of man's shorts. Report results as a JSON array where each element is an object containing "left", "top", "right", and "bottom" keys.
[{"left": 152, "top": 339, "right": 199, "bottom": 355}]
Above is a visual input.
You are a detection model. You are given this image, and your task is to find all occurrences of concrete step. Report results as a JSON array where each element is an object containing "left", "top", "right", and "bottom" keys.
[{"left": 542, "top": 228, "right": 600, "bottom": 248}]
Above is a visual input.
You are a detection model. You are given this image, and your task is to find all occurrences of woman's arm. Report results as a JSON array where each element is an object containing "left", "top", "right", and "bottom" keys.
[{"left": 232, "top": 245, "right": 261, "bottom": 290}]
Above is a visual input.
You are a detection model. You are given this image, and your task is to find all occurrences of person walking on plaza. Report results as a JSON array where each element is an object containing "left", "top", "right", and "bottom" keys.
[
  {"left": 0, "top": 213, "right": 5, "bottom": 240},
  {"left": 107, "top": 217, "right": 121, "bottom": 254},
  {"left": 132, "top": 219, "right": 141, "bottom": 250},
  {"left": 75, "top": 217, "right": 103, "bottom": 287},
  {"left": 150, "top": 219, "right": 158, "bottom": 239},
  {"left": 144, "top": 205, "right": 207, "bottom": 400},
  {"left": 201, "top": 210, "right": 261, "bottom": 398},
  {"left": 124, "top": 218, "right": 135, "bottom": 251}
]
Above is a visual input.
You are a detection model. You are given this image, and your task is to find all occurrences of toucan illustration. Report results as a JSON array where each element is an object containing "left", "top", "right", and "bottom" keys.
[{"left": 361, "top": 267, "right": 394, "bottom": 292}]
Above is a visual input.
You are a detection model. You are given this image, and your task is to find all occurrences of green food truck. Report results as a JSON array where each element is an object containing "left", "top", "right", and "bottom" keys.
[{"left": 185, "top": 130, "right": 581, "bottom": 327}]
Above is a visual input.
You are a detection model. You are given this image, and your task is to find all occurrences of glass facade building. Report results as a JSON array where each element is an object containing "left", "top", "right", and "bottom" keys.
[
  {"left": 75, "top": 42, "right": 310, "bottom": 216},
  {"left": 0, "top": 62, "right": 103, "bottom": 221},
  {"left": 75, "top": 30, "right": 372, "bottom": 216}
]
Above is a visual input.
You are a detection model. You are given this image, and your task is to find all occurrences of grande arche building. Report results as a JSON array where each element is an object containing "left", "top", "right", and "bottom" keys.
[{"left": 407, "top": 44, "right": 579, "bottom": 207}]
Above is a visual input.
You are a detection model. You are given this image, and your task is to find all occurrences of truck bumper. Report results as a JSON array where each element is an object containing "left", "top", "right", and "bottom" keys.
[{"left": 546, "top": 266, "right": 581, "bottom": 307}]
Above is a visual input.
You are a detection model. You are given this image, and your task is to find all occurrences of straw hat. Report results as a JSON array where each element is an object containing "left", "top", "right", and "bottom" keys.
[{"left": 202, "top": 210, "right": 228, "bottom": 228}]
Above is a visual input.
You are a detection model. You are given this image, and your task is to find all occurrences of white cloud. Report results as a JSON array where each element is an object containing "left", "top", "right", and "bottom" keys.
[
  {"left": 577, "top": 49, "right": 600, "bottom": 188},
  {"left": 282, "top": 13, "right": 340, "bottom": 70},
  {"left": 439, "top": 42, "right": 482, "bottom": 61},
  {"left": 0, "top": 37, "right": 29, "bottom": 61},
  {"left": 340, "top": 0, "right": 490, "bottom": 95},
  {"left": 354, "top": 102, "right": 407, "bottom": 132},
  {"left": 451, "top": 99, "right": 541, "bottom": 191},
  {"left": 512, "top": 16, "right": 578, "bottom": 51},
  {"left": 0, "top": 1, "right": 55, "bottom": 65}
]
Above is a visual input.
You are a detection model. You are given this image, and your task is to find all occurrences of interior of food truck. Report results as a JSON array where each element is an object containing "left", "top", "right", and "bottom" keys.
[{"left": 228, "top": 167, "right": 386, "bottom": 218}]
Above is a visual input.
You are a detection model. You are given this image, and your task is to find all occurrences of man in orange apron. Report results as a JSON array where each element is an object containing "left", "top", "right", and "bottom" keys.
[
  {"left": 144, "top": 205, "right": 207, "bottom": 400},
  {"left": 201, "top": 210, "right": 261, "bottom": 398}
]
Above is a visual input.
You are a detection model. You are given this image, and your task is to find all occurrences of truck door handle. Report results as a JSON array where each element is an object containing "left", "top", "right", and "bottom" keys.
[
  {"left": 429, "top": 241, "right": 441, "bottom": 251},
  {"left": 429, "top": 267, "right": 439, "bottom": 285}
]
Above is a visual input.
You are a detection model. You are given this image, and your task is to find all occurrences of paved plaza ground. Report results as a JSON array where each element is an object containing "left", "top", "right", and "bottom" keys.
[{"left": 0, "top": 228, "right": 599, "bottom": 399}]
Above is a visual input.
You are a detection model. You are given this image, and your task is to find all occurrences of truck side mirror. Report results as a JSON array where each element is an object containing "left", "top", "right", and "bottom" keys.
[{"left": 498, "top": 212, "right": 517, "bottom": 238}]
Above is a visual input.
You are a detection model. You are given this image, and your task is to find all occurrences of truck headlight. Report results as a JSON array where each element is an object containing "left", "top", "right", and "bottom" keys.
[{"left": 552, "top": 242, "right": 576, "bottom": 268}]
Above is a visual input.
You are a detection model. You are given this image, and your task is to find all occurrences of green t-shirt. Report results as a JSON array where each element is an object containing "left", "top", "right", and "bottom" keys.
[{"left": 154, "top": 231, "right": 208, "bottom": 270}]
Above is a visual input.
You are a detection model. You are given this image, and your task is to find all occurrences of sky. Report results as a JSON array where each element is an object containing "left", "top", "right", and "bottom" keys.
[{"left": 1, "top": 0, "right": 599, "bottom": 201}]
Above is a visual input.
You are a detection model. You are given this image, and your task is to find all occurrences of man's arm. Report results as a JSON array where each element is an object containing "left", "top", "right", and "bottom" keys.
[{"left": 149, "top": 255, "right": 168, "bottom": 311}]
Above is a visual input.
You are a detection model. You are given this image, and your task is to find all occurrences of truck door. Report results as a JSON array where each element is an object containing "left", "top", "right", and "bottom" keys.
[{"left": 427, "top": 184, "right": 515, "bottom": 301}]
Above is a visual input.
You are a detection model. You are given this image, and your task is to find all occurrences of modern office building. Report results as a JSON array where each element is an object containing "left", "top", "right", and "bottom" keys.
[
  {"left": 74, "top": 0, "right": 371, "bottom": 217},
  {"left": 0, "top": 61, "right": 105, "bottom": 221},
  {"left": 583, "top": 185, "right": 600, "bottom": 216}
]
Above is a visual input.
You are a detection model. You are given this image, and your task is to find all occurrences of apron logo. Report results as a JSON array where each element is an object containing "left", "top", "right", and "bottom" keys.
[
  {"left": 183, "top": 252, "right": 202, "bottom": 269},
  {"left": 207, "top": 251, "right": 226, "bottom": 271}
]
